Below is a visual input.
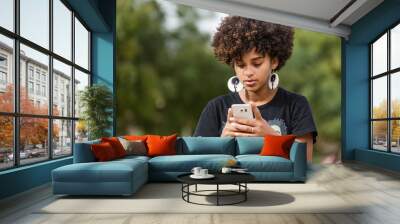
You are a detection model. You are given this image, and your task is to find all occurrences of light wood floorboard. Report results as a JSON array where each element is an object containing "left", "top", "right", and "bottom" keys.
[{"left": 1, "top": 162, "right": 400, "bottom": 224}]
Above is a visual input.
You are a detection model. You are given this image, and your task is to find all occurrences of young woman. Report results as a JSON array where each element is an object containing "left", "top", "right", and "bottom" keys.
[{"left": 193, "top": 16, "right": 318, "bottom": 162}]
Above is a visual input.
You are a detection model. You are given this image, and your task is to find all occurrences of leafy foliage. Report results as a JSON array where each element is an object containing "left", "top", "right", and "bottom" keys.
[
  {"left": 116, "top": 0, "right": 231, "bottom": 135},
  {"left": 79, "top": 84, "right": 113, "bottom": 140},
  {"left": 116, "top": 0, "right": 342, "bottom": 156},
  {"left": 0, "top": 85, "right": 58, "bottom": 150},
  {"left": 372, "top": 99, "right": 400, "bottom": 141},
  {"left": 280, "top": 29, "right": 341, "bottom": 153}
]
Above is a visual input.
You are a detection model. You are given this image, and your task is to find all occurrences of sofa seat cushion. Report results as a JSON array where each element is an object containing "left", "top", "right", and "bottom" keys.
[
  {"left": 236, "top": 155, "right": 293, "bottom": 172},
  {"left": 116, "top": 155, "right": 150, "bottom": 163},
  {"left": 52, "top": 159, "right": 147, "bottom": 183},
  {"left": 149, "top": 154, "right": 235, "bottom": 172}
]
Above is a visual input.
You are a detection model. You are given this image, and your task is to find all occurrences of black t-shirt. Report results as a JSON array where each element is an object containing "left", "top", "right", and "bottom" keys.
[{"left": 193, "top": 87, "right": 318, "bottom": 143}]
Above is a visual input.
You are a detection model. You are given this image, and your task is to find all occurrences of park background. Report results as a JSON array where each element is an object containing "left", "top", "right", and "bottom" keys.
[{"left": 116, "top": 0, "right": 342, "bottom": 163}]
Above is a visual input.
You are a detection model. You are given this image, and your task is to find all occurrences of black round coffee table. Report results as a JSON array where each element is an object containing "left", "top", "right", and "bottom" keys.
[{"left": 177, "top": 172, "right": 255, "bottom": 206}]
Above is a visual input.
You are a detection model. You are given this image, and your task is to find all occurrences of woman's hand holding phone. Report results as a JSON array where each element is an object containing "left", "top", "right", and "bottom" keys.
[
  {"left": 221, "top": 104, "right": 280, "bottom": 137},
  {"left": 221, "top": 108, "right": 239, "bottom": 137}
]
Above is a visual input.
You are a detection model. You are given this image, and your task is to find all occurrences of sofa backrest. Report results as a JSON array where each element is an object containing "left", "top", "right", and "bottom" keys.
[
  {"left": 235, "top": 137, "right": 264, "bottom": 155},
  {"left": 73, "top": 139, "right": 101, "bottom": 163},
  {"left": 73, "top": 136, "right": 266, "bottom": 162},
  {"left": 176, "top": 137, "right": 236, "bottom": 155}
]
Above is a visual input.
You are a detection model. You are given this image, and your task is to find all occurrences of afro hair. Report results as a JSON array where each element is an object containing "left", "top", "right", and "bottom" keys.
[{"left": 212, "top": 16, "right": 294, "bottom": 70}]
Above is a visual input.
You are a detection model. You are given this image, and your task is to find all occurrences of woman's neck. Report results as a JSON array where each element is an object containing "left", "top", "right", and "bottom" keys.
[{"left": 239, "top": 86, "right": 278, "bottom": 106}]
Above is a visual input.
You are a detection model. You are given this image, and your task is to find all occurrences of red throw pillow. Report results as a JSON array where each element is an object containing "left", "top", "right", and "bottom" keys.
[
  {"left": 124, "top": 135, "right": 148, "bottom": 141},
  {"left": 91, "top": 142, "right": 117, "bottom": 161},
  {"left": 260, "top": 134, "right": 296, "bottom": 159},
  {"left": 101, "top": 137, "right": 126, "bottom": 158},
  {"left": 146, "top": 134, "right": 177, "bottom": 157}
]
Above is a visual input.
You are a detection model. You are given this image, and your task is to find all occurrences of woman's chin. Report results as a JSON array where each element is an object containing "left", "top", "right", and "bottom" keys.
[{"left": 244, "top": 85, "right": 261, "bottom": 92}]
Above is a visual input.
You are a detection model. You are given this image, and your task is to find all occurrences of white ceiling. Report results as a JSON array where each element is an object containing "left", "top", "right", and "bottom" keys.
[
  {"left": 227, "top": 0, "right": 352, "bottom": 22},
  {"left": 167, "top": 0, "right": 384, "bottom": 39}
]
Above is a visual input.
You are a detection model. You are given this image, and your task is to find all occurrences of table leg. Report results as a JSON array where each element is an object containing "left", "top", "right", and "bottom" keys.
[
  {"left": 187, "top": 184, "right": 190, "bottom": 202},
  {"left": 245, "top": 183, "right": 247, "bottom": 201},
  {"left": 195, "top": 184, "right": 197, "bottom": 192},
  {"left": 181, "top": 184, "right": 183, "bottom": 199},
  {"left": 217, "top": 184, "right": 219, "bottom": 206}
]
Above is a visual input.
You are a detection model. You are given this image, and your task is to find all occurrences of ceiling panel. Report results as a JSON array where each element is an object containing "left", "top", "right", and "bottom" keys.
[
  {"left": 168, "top": 0, "right": 384, "bottom": 38},
  {"left": 226, "top": 0, "right": 352, "bottom": 21}
]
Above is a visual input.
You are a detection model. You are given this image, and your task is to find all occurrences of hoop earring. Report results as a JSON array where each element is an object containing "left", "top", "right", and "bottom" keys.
[
  {"left": 227, "top": 75, "right": 243, "bottom": 92},
  {"left": 268, "top": 70, "right": 279, "bottom": 90}
]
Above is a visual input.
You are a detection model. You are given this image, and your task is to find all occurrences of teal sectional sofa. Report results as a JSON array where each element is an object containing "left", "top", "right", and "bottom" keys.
[{"left": 52, "top": 137, "right": 307, "bottom": 196}]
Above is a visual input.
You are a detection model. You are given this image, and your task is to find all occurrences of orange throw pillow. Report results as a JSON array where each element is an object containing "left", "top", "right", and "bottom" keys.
[
  {"left": 101, "top": 137, "right": 127, "bottom": 158},
  {"left": 124, "top": 135, "right": 148, "bottom": 141},
  {"left": 146, "top": 134, "right": 177, "bottom": 157},
  {"left": 260, "top": 134, "right": 296, "bottom": 159},
  {"left": 91, "top": 142, "right": 117, "bottom": 161}
]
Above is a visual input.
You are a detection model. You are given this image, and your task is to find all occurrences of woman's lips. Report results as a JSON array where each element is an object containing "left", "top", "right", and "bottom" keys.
[{"left": 244, "top": 80, "right": 257, "bottom": 87}]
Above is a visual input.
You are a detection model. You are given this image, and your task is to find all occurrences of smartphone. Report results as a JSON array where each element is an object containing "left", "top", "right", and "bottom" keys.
[{"left": 231, "top": 104, "right": 254, "bottom": 119}]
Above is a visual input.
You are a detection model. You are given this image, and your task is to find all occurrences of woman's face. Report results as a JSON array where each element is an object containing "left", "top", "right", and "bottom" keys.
[{"left": 234, "top": 48, "right": 278, "bottom": 92}]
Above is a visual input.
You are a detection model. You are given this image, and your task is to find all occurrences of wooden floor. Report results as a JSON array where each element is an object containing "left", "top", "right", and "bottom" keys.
[{"left": 1, "top": 162, "right": 400, "bottom": 224}]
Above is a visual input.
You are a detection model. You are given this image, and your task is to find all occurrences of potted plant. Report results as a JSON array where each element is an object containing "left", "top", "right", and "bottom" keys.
[{"left": 79, "top": 84, "right": 113, "bottom": 140}]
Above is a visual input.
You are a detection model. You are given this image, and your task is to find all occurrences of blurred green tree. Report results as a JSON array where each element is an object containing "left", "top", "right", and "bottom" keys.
[
  {"left": 280, "top": 29, "right": 341, "bottom": 156},
  {"left": 116, "top": 0, "right": 230, "bottom": 135},
  {"left": 116, "top": 0, "right": 342, "bottom": 159}
]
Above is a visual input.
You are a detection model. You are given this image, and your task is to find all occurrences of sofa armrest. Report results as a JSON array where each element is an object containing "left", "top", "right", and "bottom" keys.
[
  {"left": 289, "top": 142, "right": 307, "bottom": 181},
  {"left": 73, "top": 141, "right": 99, "bottom": 163}
]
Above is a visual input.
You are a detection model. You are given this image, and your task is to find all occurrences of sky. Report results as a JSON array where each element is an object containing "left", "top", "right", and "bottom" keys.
[
  {"left": 0, "top": 0, "right": 89, "bottom": 74},
  {"left": 372, "top": 32, "right": 400, "bottom": 109},
  {"left": 392, "top": 24, "right": 400, "bottom": 70},
  {"left": 0, "top": 0, "right": 13, "bottom": 31},
  {"left": 157, "top": 0, "right": 227, "bottom": 39}
]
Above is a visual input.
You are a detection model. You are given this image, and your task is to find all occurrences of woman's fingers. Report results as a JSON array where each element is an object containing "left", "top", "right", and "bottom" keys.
[
  {"left": 221, "top": 122, "right": 237, "bottom": 137},
  {"left": 227, "top": 108, "right": 233, "bottom": 123},
  {"left": 231, "top": 122, "right": 254, "bottom": 133},
  {"left": 226, "top": 123, "right": 240, "bottom": 133},
  {"left": 222, "top": 125, "right": 258, "bottom": 137},
  {"left": 231, "top": 132, "right": 257, "bottom": 137},
  {"left": 224, "top": 106, "right": 262, "bottom": 137},
  {"left": 230, "top": 117, "right": 256, "bottom": 126},
  {"left": 251, "top": 104, "right": 263, "bottom": 120}
]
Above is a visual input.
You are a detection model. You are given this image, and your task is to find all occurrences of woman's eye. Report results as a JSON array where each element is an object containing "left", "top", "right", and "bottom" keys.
[{"left": 254, "top": 63, "right": 262, "bottom": 67}]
